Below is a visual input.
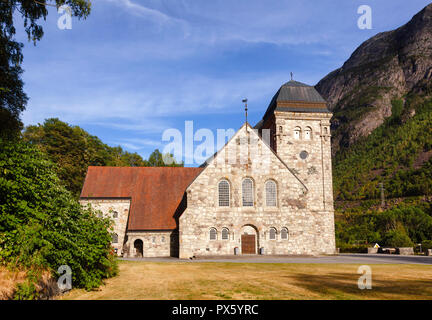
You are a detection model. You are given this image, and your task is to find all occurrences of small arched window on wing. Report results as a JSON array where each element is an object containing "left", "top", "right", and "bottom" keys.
[
  {"left": 222, "top": 228, "right": 229, "bottom": 240},
  {"left": 269, "top": 228, "right": 277, "bottom": 240},
  {"left": 281, "top": 228, "right": 289, "bottom": 240},
  {"left": 210, "top": 228, "right": 217, "bottom": 241}
]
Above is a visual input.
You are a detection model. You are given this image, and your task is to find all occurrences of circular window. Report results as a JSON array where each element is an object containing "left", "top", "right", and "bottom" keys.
[{"left": 300, "top": 151, "right": 309, "bottom": 159}]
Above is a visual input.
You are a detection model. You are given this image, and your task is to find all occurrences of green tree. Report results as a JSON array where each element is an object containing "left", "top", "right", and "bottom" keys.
[
  {"left": 23, "top": 118, "right": 186, "bottom": 196},
  {"left": 0, "top": 0, "right": 91, "bottom": 138},
  {"left": 0, "top": 138, "right": 117, "bottom": 297},
  {"left": 382, "top": 229, "right": 414, "bottom": 247},
  {"left": 23, "top": 118, "right": 148, "bottom": 196},
  {"left": 145, "top": 149, "right": 183, "bottom": 167}
]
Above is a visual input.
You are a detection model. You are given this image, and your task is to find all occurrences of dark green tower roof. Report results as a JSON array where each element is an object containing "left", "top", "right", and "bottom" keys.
[{"left": 258, "top": 80, "right": 330, "bottom": 127}]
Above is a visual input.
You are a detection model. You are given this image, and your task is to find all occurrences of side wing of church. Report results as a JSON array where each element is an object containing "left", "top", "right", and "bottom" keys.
[{"left": 80, "top": 80, "right": 336, "bottom": 258}]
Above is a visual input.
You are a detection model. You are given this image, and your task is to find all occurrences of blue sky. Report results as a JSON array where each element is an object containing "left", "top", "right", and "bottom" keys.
[{"left": 15, "top": 0, "right": 431, "bottom": 165}]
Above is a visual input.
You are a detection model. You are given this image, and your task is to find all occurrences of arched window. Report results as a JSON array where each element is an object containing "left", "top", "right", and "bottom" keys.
[
  {"left": 242, "top": 178, "right": 254, "bottom": 207},
  {"left": 269, "top": 228, "right": 277, "bottom": 240},
  {"left": 265, "top": 180, "right": 277, "bottom": 207},
  {"left": 112, "top": 211, "right": 118, "bottom": 219},
  {"left": 152, "top": 236, "right": 156, "bottom": 243},
  {"left": 218, "top": 179, "right": 230, "bottom": 207},
  {"left": 294, "top": 127, "right": 301, "bottom": 140},
  {"left": 161, "top": 236, "right": 165, "bottom": 243},
  {"left": 222, "top": 228, "right": 229, "bottom": 240},
  {"left": 112, "top": 233, "right": 118, "bottom": 244},
  {"left": 304, "top": 127, "right": 312, "bottom": 140},
  {"left": 209, "top": 228, "right": 217, "bottom": 240},
  {"left": 324, "top": 126, "right": 328, "bottom": 135},
  {"left": 281, "top": 228, "right": 289, "bottom": 240}
]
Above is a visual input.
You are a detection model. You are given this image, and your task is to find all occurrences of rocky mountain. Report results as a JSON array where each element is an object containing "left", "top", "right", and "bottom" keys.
[{"left": 316, "top": 3, "right": 432, "bottom": 153}]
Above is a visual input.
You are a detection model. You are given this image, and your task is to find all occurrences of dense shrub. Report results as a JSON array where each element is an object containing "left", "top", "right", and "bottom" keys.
[
  {"left": 337, "top": 243, "right": 369, "bottom": 253},
  {"left": 422, "top": 240, "right": 432, "bottom": 250},
  {"left": 0, "top": 139, "right": 118, "bottom": 297},
  {"left": 335, "top": 202, "right": 432, "bottom": 250},
  {"left": 381, "top": 229, "right": 414, "bottom": 247}
]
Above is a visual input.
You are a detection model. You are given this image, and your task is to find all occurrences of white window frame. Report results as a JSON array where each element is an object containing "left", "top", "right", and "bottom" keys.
[
  {"left": 209, "top": 228, "right": 217, "bottom": 241},
  {"left": 265, "top": 180, "right": 277, "bottom": 207},
  {"left": 242, "top": 178, "right": 254, "bottom": 207},
  {"left": 294, "top": 127, "right": 301, "bottom": 140},
  {"left": 269, "top": 228, "right": 277, "bottom": 240},
  {"left": 304, "top": 127, "right": 312, "bottom": 140},
  {"left": 222, "top": 228, "right": 229, "bottom": 240},
  {"left": 218, "top": 179, "right": 230, "bottom": 207},
  {"left": 281, "top": 228, "right": 289, "bottom": 240}
]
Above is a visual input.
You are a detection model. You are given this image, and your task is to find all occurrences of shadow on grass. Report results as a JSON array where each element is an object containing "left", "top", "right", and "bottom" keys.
[{"left": 288, "top": 272, "right": 432, "bottom": 299}]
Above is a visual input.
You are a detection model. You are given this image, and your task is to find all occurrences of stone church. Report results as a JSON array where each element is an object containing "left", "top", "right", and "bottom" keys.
[{"left": 80, "top": 80, "right": 336, "bottom": 258}]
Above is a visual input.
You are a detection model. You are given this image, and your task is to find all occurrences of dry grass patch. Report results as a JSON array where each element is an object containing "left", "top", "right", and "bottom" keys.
[
  {"left": 0, "top": 267, "right": 27, "bottom": 300},
  {"left": 63, "top": 261, "right": 432, "bottom": 300}
]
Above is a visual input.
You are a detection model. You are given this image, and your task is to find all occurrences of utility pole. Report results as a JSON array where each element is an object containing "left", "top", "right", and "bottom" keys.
[{"left": 378, "top": 182, "right": 385, "bottom": 207}]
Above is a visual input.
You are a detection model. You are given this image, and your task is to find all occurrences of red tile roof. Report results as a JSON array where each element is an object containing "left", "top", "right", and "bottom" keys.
[{"left": 80, "top": 166, "right": 203, "bottom": 230}]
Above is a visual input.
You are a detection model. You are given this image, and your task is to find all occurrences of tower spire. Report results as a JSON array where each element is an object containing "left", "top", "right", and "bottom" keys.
[{"left": 290, "top": 72, "right": 293, "bottom": 81}]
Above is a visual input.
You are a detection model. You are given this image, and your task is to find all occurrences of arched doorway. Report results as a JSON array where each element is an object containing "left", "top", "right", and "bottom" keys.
[
  {"left": 240, "top": 225, "right": 258, "bottom": 254},
  {"left": 134, "top": 239, "right": 143, "bottom": 258}
]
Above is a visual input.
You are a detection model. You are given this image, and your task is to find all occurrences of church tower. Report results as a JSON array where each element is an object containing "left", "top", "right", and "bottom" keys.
[{"left": 255, "top": 80, "right": 334, "bottom": 212}]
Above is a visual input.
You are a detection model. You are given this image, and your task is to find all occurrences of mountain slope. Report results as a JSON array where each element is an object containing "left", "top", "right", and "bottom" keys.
[
  {"left": 316, "top": 3, "right": 432, "bottom": 152},
  {"left": 333, "top": 97, "right": 432, "bottom": 201}
]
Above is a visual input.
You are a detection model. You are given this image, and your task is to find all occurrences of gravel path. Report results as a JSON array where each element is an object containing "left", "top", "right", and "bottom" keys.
[{"left": 120, "top": 253, "right": 432, "bottom": 265}]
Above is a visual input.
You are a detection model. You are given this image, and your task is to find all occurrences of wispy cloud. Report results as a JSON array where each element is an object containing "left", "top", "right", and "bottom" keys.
[
  {"left": 19, "top": 0, "right": 427, "bottom": 157},
  {"left": 22, "top": 71, "right": 296, "bottom": 132},
  {"left": 98, "top": 0, "right": 336, "bottom": 47},
  {"left": 100, "top": 0, "right": 189, "bottom": 34},
  {"left": 110, "top": 137, "right": 162, "bottom": 150},
  {"left": 102, "top": 0, "right": 173, "bottom": 22}
]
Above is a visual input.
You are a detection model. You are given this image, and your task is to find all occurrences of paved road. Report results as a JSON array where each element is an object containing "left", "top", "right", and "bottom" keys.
[{"left": 120, "top": 254, "right": 432, "bottom": 265}]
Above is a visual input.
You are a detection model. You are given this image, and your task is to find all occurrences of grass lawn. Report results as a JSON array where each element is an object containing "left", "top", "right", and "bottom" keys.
[{"left": 63, "top": 260, "right": 432, "bottom": 300}]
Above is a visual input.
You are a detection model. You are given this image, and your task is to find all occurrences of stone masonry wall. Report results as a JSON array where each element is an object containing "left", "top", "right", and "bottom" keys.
[
  {"left": 125, "top": 231, "right": 178, "bottom": 257},
  {"left": 179, "top": 124, "right": 336, "bottom": 259},
  {"left": 79, "top": 199, "right": 130, "bottom": 256},
  {"left": 273, "top": 111, "right": 334, "bottom": 212},
  {"left": 273, "top": 111, "right": 335, "bottom": 254}
]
